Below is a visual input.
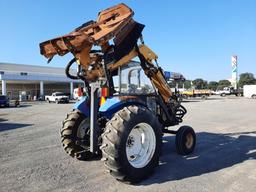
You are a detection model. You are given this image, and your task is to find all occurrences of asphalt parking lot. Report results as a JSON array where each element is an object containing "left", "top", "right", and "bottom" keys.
[{"left": 0, "top": 96, "right": 255, "bottom": 192}]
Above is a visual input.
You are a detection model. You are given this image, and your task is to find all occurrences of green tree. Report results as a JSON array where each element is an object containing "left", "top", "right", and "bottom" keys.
[
  {"left": 167, "top": 80, "right": 192, "bottom": 89},
  {"left": 238, "top": 73, "right": 256, "bottom": 88},
  {"left": 128, "top": 84, "right": 138, "bottom": 93},
  {"left": 141, "top": 84, "right": 152, "bottom": 93},
  {"left": 167, "top": 80, "right": 176, "bottom": 88},
  {"left": 218, "top": 80, "right": 231, "bottom": 90},
  {"left": 192, "top": 78, "right": 208, "bottom": 89},
  {"left": 208, "top": 81, "right": 218, "bottom": 91},
  {"left": 184, "top": 80, "right": 192, "bottom": 89}
]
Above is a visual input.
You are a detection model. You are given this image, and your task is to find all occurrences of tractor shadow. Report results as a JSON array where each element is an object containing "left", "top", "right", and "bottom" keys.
[
  {"left": 0, "top": 118, "right": 33, "bottom": 132},
  {"left": 181, "top": 97, "right": 224, "bottom": 103},
  {"left": 0, "top": 104, "right": 32, "bottom": 108},
  {"left": 140, "top": 131, "right": 256, "bottom": 185},
  {"left": 0, "top": 117, "right": 8, "bottom": 123},
  {"left": 12, "top": 104, "right": 32, "bottom": 108}
]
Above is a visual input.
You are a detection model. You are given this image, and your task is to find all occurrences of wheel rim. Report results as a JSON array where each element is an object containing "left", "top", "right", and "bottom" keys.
[
  {"left": 77, "top": 118, "right": 90, "bottom": 138},
  {"left": 126, "top": 123, "right": 156, "bottom": 168},
  {"left": 185, "top": 133, "right": 194, "bottom": 149}
]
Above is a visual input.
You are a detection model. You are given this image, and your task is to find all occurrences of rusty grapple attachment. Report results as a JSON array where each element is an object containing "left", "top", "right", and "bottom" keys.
[{"left": 40, "top": 3, "right": 135, "bottom": 64}]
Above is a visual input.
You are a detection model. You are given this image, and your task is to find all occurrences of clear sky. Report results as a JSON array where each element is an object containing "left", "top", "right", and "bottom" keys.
[{"left": 0, "top": 0, "right": 255, "bottom": 81}]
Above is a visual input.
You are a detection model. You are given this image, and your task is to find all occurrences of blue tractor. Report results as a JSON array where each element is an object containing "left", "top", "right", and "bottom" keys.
[{"left": 40, "top": 4, "right": 196, "bottom": 183}]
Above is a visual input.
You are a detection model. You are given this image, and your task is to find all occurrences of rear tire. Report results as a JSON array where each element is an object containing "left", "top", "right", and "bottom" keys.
[
  {"left": 201, "top": 95, "right": 207, "bottom": 99},
  {"left": 237, "top": 93, "right": 242, "bottom": 97},
  {"left": 101, "top": 105, "right": 162, "bottom": 183},
  {"left": 61, "top": 109, "right": 93, "bottom": 160},
  {"left": 175, "top": 126, "right": 196, "bottom": 155},
  {"left": 182, "top": 94, "right": 188, "bottom": 99}
]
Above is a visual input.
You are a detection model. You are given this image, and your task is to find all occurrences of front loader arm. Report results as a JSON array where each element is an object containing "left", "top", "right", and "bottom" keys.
[
  {"left": 107, "top": 43, "right": 185, "bottom": 125},
  {"left": 109, "top": 44, "right": 173, "bottom": 103}
]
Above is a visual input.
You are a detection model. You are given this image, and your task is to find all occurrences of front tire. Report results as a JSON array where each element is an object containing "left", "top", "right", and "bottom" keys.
[
  {"left": 61, "top": 110, "right": 93, "bottom": 160},
  {"left": 101, "top": 105, "right": 162, "bottom": 183},
  {"left": 175, "top": 126, "right": 196, "bottom": 155}
]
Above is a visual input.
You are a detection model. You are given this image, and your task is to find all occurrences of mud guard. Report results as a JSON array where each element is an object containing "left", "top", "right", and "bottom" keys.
[
  {"left": 73, "top": 96, "right": 147, "bottom": 119},
  {"left": 73, "top": 96, "right": 90, "bottom": 117},
  {"left": 99, "top": 97, "right": 147, "bottom": 119}
]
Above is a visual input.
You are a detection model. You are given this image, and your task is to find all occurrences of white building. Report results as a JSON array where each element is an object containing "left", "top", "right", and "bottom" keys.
[{"left": 0, "top": 62, "right": 83, "bottom": 100}]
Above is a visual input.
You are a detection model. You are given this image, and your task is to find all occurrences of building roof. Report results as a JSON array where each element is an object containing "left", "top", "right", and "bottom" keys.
[
  {"left": 0, "top": 62, "right": 75, "bottom": 75},
  {"left": 0, "top": 62, "right": 81, "bottom": 83},
  {"left": 0, "top": 61, "right": 142, "bottom": 83}
]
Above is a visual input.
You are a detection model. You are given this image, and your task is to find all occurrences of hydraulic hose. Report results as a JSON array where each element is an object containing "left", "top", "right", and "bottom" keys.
[{"left": 65, "top": 58, "right": 79, "bottom": 80}]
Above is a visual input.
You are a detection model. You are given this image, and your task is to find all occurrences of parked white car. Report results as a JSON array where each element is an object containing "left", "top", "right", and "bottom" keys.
[
  {"left": 214, "top": 87, "right": 232, "bottom": 96},
  {"left": 45, "top": 92, "right": 69, "bottom": 103},
  {"left": 214, "top": 87, "right": 243, "bottom": 97}
]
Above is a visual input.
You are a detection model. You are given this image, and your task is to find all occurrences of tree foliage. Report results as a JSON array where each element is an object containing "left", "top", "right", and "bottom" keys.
[
  {"left": 141, "top": 84, "right": 152, "bottom": 93},
  {"left": 208, "top": 81, "right": 218, "bottom": 91},
  {"left": 166, "top": 73, "right": 256, "bottom": 91},
  {"left": 184, "top": 80, "right": 192, "bottom": 89},
  {"left": 218, "top": 80, "right": 231, "bottom": 90},
  {"left": 238, "top": 73, "right": 256, "bottom": 88},
  {"left": 166, "top": 72, "right": 256, "bottom": 91},
  {"left": 167, "top": 80, "right": 193, "bottom": 89},
  {"left": 192, "top": 78, "right": 208, "bottom": 89}
]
